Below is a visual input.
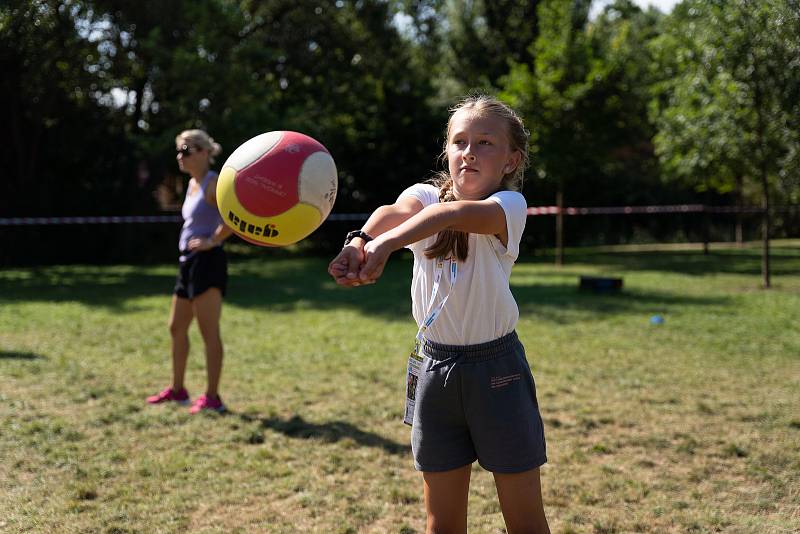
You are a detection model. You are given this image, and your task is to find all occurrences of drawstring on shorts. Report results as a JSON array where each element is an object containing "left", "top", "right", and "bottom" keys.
[
  {"left": 426, "top": 354, "right": 465, "bottom": 388},
  {"left": 421, "top": 331, "right": 519, "bottom": 389}
]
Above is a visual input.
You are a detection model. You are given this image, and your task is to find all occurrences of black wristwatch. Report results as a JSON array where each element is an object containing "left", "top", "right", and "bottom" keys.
[{"left": 343, "top": 230, "right": 374, "bottom": 247}]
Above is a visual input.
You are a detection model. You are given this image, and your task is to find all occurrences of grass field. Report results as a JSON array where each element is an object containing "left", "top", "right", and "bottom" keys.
[{"left": 1, "top": 242, "right": 799, "bottom": 533}]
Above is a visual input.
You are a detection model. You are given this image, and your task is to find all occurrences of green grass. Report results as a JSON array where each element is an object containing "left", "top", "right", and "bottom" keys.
[{"left": 1, "top": 241, "right": 799, "bottom": 533}]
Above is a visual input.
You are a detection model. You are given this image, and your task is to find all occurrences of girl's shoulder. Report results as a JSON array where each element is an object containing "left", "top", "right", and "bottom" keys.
[
  {"left": 488, "top": 190, "right": 527, "bottom": 214},
  {"left": 489, "top": 189, "right": 525, "bottom": 202}
]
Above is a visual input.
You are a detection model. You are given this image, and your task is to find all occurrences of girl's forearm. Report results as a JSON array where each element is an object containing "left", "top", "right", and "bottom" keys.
[
  {"left": 361, "top": 204, "right": 418, "bottom": 238},
  {"left": 379, "top": 200, "right": 505, "bottom": 252}
]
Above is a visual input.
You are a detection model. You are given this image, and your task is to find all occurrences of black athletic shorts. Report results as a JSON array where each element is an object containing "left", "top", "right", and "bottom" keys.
[
  {"left": 411, "top": 331, "right": 547, "bottom": 473},
  {"left": 174, "top": 247, "right": 227, "bottom": 299}
]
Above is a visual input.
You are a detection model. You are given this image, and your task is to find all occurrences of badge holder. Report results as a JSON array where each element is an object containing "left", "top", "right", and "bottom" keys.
[{"left": 403, "top": 340, "right": 424, "bottom": 426}]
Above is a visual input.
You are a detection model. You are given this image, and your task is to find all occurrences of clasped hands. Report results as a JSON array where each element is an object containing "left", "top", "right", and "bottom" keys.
[{"left": 328, "top": 238, "right": 392, "bottom": 287}]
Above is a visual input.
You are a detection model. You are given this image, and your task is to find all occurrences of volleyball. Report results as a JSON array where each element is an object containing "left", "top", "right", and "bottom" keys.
[{"left": 216, "top": 131, "right": 337, "bottom": 246}]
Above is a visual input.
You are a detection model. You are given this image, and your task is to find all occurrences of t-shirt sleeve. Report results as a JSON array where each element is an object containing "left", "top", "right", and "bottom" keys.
[
  {"left": 397, "top": 184, "right": 439, "bottom": 252},
  {"left": 397, "top": 183, "right": 439, "bottom": 251},
  {"left": 488, "top": 190, "right": 528, "bottom": 259},
  {"left": 398, "top": 183, "right": 439, "bottom": 207}
]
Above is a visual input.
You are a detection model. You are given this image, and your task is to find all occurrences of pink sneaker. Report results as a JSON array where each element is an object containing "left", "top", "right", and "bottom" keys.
[
  {"left": 189, "top": 394, "right": 226, "bottom": 414},
  {"left": 146, "top": 387, "right": 190, "bottom": 405}
]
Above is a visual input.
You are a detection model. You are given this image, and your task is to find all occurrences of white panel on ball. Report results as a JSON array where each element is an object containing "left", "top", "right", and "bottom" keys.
[
  {"left": 226, "top": 131, "right": 283, "bottom": 170},
  {"left": 298, "top": 152, "right": 338, "bottom": 219}
]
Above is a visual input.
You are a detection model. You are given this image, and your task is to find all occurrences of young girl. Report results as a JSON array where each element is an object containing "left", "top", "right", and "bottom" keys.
[
  {"left": 147, "top": 129, "right": 233, "bottom": 414},
  {"left": 328, "top": 95, "right": 549, "bottom": 533}
]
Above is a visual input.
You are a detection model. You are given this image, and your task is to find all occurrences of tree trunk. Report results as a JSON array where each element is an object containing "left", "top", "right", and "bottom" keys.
[
  {"left": 735, "top": 174, "right": 743, "bottom": 247},
  {"left": 761, "top": 174, "right": 771, "bottom": 289},
  {"left": 754, "top": 82, "right": 771, "bottom": 288},
  {"left": 131, "top": 76, "right": 147, "bottom": 134},
  {"left": 702, "top": 199, "right": 710, "bottom": 255},
  {"left": 555, "top": 188, "right": 564, "bottom": 267}
]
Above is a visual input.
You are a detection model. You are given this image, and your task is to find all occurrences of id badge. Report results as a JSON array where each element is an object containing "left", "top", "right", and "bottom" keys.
[{"left": 403, "top": 340, "right": 424, "bottom": 426}]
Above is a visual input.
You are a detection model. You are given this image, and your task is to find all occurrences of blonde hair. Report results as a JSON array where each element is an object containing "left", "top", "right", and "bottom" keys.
[
  {"left": 424, "top": 94, "right": 530, "bottom": 261},
  {"left": 176, "top": 129, "right": 223, "bottom": 164}
]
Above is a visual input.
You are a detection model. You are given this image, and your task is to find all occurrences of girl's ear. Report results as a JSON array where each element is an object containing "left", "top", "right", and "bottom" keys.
[{"left": 504, "top": 150, "right": 522, "bottom": 175}]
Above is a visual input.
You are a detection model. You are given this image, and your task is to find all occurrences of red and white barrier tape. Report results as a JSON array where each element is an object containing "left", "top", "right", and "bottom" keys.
[
  {"left": 527, "top": 204, "right": 770, "bottom": 215},
  {"left": 0, "top": 215, "right": 182, "bottom": 225},
  {"left": 0, "top": 205, "right": 784, "bottom": 226}
]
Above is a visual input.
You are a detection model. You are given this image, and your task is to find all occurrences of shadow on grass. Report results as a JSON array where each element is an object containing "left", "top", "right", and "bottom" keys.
[
  {"left": 227, "top": 257, "right": 411, "bottom": 318},
  {"left": 0, "top": 256, "right": 729, "bottom": 323},
  {"left": 1, "top": 245, "right": 796, "bottom": 319},
  {"left": 0, "top": 350, "right": 45, "bottom": 360},
  {"left": 0, "top": 257, "right": 412, "bottom": 320},
  {"left": 539, "top": 243, "right": 800, "bottom": 277},
  {"left": 235, "top": 413, "right": 410, "bottom": 456},
  {"left": 512, "top": 282, "right": 728, "bottom": 322},
  {"left": 0, "top": 265, "right": 177, "bottom": 311}
]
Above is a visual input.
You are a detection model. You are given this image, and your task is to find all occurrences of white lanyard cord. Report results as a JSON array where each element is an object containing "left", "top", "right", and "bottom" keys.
[
  {"left": 404, "top": 257, "right": 459, "bottom": 426},
  {"left": 415, "top": 257, "right": 458, "bottom": 343}
]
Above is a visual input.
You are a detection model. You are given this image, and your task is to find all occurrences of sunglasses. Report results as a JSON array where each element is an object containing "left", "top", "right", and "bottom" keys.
[{"left": 176, "top": 144, "right": 199, "bottom": 157}]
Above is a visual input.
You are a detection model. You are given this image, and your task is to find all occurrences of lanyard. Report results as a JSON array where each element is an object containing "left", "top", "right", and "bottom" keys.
[
  {"left": 404, "top": 256, "right": 458, "bottom": 426},
  {"left": 415, "top": 257, "right": 458, "bottom": 344}
]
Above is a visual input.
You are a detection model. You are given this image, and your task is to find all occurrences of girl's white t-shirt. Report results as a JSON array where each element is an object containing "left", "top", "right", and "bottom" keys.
[{"left": 399, "top": 183, "right": 528, "bottom": 345}]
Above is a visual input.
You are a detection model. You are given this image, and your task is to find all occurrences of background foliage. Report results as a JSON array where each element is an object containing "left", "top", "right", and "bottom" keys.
[{"left": 1, "top": 0, "right": 798, "bottom": 264}]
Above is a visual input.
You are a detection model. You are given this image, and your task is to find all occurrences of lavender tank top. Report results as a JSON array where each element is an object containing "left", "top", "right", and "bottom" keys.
[{"left": 179, "top": 171, "right": 222, "bottom": 260}]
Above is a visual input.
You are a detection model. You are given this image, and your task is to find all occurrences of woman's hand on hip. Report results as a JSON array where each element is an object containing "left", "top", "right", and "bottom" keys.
[{"left": 188, "top": 236, "right": 217, "bottom": 251}]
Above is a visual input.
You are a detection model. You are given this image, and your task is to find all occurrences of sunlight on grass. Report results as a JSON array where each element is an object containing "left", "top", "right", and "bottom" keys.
[{"left": 1, "top": 244, "right": 799, "bottom": 532}]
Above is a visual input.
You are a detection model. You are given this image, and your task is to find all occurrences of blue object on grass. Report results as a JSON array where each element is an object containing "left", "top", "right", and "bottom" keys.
[{"left": 650, "top": 315, "right": 665, "bottom": 325}]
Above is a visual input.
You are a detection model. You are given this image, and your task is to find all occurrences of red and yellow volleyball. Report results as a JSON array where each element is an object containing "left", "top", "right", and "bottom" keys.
[{"left": 216, "top": 131, "right": 338, "bottom": 246}]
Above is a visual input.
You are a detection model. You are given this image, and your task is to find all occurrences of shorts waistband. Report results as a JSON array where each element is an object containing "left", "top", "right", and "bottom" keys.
[
  {"left": 422, "top": 331, "right": 519, "bottom": 362},
  {"left": 179, "top": 245, "right": 223, "bottom": 255}
]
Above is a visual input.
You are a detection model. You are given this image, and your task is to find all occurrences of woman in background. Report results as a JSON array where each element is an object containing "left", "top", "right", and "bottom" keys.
[{"left": 147, "top": 129, "right": 232, "bottom": 414}]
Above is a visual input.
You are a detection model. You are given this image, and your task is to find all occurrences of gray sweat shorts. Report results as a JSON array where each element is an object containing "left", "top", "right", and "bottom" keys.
[{"left": 411, "top": 331, "right": 547, "bottom": 473}]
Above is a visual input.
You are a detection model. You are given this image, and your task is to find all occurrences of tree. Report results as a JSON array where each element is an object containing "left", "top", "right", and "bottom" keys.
[
  {"left": 1, "top": 0, "right": 444, "bottom": 262},
  {"left": 422, "top": 0, "right": 540, "bottom": 102},
  {"left": 502, "top": 0, "right": 591, "bottom": 263},
  {"left": 650, "top": 0, "right": 800, "bottom": 287},
  {"left": 94, "top": 0, "right": 442, "bottom": 211},
  {"left": 0, "top": 0, "right": 136, "bottom": 216},
  {"left": 503, "top": 0, "right": 669, "bottom": 262}
]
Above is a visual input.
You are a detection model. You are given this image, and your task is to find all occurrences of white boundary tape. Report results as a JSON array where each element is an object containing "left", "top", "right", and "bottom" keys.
[{"left": 0, "top": 205, "right": 788, "bottom": 225}]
